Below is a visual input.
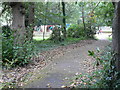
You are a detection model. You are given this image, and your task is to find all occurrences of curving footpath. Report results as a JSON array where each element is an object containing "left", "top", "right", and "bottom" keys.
[{"left": 24, "top": 38, "right": 110, "bottom": 88}]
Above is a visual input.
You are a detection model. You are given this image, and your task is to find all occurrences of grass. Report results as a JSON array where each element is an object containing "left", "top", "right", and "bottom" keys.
[
  {"left": 33, "top": 37, "right": 87, "bottom": 53},
  {"left": 107, "top": 36, "right": 112, "bottom": 41},
  {"left": 33, "top": 36, "right": 49, "bottom": 41}
]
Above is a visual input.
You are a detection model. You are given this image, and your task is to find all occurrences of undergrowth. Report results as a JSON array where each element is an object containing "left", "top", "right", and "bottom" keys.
[
  {"left": 70, "top": 45, "right": 120, "bottom": 89},
  {"left": 2, "top": 26, "right": 35, "bottom": 69},
  {"left": 34, "top": 36, "right": 87, "bottom": 53}
]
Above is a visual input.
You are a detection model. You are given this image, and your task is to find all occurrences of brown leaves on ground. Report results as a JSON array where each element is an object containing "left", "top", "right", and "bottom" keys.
[{"left": 1, "top": 40, "right": 96, "bottom": 88}]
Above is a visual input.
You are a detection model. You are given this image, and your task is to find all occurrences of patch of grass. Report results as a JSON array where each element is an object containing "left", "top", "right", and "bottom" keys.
[
  {"left": 33, "top": 37, "right": 49, "bottom": 41},
  {"left": 107, "top": 37, "right": 112, "bottom": 41},
  {"left": 34, "top": 39, "right": 59, "bottom": 53},
  {"left": 1, "top": 82, "right": 16, "bottom": 89},
  {"left": 60, "top": 37, "right": 86, "bottom": 46},
  {"left": 33, "top": 37, "right": 87, "bottom": 53}
]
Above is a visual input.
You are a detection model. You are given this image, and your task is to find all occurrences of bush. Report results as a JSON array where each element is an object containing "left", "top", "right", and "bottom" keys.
[
  {"left": 49, "top": 26, "right": 64, "bottom": 43},
  {"left": 70, "top": 46, "right": 120, "bottom": 89},
  {"left": 67, "top": 24, "right": 95, "bottom": 38},
  {"left": 85, "top": 23, "right": 96, "bottom": 38},
  {"left": 2, "top": 26, "right": 14, "bottom": 63},
  {"left": 2, "top": 26, "right": 12, "bottom": 38},
  {"left": 88, "top": 47, "right": 120, "bottom": 89},
  {"left": 67, "top": 24, "right": 85, "bottom": 38},
  {"left": 2, "top": 26, "right": 34, "bottom": 68}
]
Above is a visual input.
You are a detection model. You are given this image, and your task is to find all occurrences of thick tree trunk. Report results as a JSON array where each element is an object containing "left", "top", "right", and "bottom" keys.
[
  {"left": 11, "top": 2, "right": 25, "bottom": 44},
  {"left": 112, "top": 1, "right": 120, "bottom": 72},
  {"left": 62, "top": 2, "right": 66, "bottom": 39},
  {"left": 10, "top": 2, "right": 26, "bottom": 60}
]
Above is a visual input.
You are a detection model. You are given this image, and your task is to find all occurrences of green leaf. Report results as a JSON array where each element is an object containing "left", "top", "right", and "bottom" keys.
[{"left": 88, "top": 50, "right": 95, "bottom": 56}]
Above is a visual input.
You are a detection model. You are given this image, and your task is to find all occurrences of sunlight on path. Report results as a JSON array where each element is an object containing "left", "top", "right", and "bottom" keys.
[{"left": 95, "top": 33, "right": 112, "bottom": 40}]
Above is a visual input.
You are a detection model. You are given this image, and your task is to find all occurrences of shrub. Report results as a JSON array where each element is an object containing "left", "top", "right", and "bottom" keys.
[
  {"left": 2, "top": 25, "right": 12, "bottom": 38},
  {"left": 87, "top": 47, "right": 120, "bottom": 89},
  {"left": 67, "top": 24, "right": 85, "bottom": 38},
  {"left": 2, "top": 26, "right": 14, "bottom": 64},
  {"left": 49, "top": 26, "right": 64, "bottom": 43},
  {"left": 70, "top": 46, "right": 120, "bottom": 89},
  {"left": 2, "top": 26, "right": 35, "bottom": 68},
  {"left": 85, "top": 23, "right": 96, "bottom": 38},
  {"left": 67, "top": 24, "right": 95, "bottom": 38}
]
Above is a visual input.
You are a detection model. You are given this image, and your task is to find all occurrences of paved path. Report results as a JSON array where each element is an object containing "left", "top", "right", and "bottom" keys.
[{"left": 24, "top": 39, "right": 110, "bottom": 88}]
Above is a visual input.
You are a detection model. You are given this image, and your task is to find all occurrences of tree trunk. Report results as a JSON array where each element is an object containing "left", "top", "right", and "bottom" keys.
[
  {"left": 27, "top": 2, "right": 35, "bottom": 41},
  {"left": 62, "top": 1, "right": 66, "bottom": 39},
  {"left": 81, "top": 4, "right": 86, "bottom": 33},
  {"left": 11, "top": 2, "right": 25, "bottom": 44},
  {"left": 112, "top": 1, "right": 120, "bottom": 72},
  {"left": 43, "top": 2, "right": 48, "bottom": 41}
]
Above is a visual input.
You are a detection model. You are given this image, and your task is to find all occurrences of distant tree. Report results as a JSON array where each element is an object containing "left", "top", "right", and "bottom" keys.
[
  {"left": 79, "top": 2, "right": 86, "bottom": 34},
  {"left": 62, "top": 1, "right": 66, "bottom": 39}
]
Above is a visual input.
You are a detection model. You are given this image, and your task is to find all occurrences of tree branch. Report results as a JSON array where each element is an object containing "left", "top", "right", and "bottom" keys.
[{"left": 92, "top": 2, "right": 100, "bottom": 12}]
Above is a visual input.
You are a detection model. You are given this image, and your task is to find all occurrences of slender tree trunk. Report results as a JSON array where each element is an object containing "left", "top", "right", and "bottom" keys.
[
  {"left": 27, "top": 2, "right": 35, "bottom": 41},
  {"left": 43, "top": 25, "right": 45, "bottom": 40},
  {"left": 43, "top": 2, "right": 48, "bottom": 41},
  {"left": 81, "top": 4, "right": 86, "bottom": 33},
  {"left": 62, "top": 1, "right": 66, "bottom": 39},
  {"left": 58, "top": 2, "right": 61, "bottom": 24},
  {"left": 112, "top": 1, "right": 120, "bottom": 72}
]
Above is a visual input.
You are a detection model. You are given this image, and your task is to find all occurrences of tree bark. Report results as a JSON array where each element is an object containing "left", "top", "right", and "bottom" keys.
[
  {"left": 28, "top": 3, "right": 34, "bottom": 26},
  {"left": 81, "top": 4, "right": 86, "bottom": 33},
  {"left": 27, "top": 2, "right": 35, "bottom": 41},
  {"left": 62, "top": 1, "right": 66, "bottom": 39},
  {"left": 43, "top": 2, "right": 48, "bottom": 41},
  {"left": 11, "top": 2, "right": 25, "bottom": 44},
  {"left": 112, "top": 1, "right": 120, "bottom": 72}
]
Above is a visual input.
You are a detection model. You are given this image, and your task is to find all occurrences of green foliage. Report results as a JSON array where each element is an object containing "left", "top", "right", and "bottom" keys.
[
  {"left": 88, "top": 50, "right": 95, "bottom": 56},
  {"left": 94, "top": 2, "right": 114, "bottom": 26},
  {"left": 2, "top": 25, "right": 12, "bottom": 38},
  {"left": 88, "top": 47, "right": 120, "bottom": 89},
  {"left": 2, "top": 26, "right": 14, "bottom": 63},
  {"left": 34, "top": 36, "right": 86, "bottom": 53},
  {"left": 1, "top": 82, "right": 16, "bottom": 89},
  {"left": 87, "top": 47, "right": 116, "bottom": 88},
  {"left": 49, "top": 26, "right": 64, "bottom": 43},
  {"left": 67, "top": 24, "right": 85, "bottom": 38},
  {"left": 2, "top": 26, "right": 35, "bottom": 69},
  {"left": 85, "top": 22, "right": 96, "bottom": 38},
  {"left": 71, "top": 46, "right": 120, "bottom": 89},
  {"left": 67, "top": 24, "right": 95, "bottom": 38}
]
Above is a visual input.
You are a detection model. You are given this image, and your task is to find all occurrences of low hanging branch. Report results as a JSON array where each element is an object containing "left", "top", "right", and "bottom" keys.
[{"left": 90, "top": 2, "right": 100, "bottom": 13}]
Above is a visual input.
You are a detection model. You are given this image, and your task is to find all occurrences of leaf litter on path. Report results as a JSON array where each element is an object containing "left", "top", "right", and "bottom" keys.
[{"left": 2, "top": 40, "right": 96, "bottom": 88}]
